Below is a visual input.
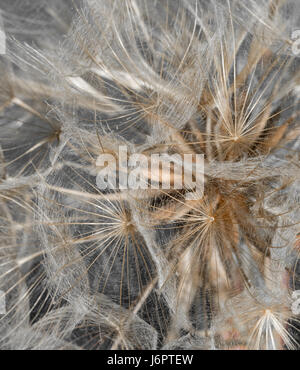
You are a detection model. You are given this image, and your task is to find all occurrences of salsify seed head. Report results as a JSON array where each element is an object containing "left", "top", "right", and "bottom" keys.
[{"left": 0, "top": 0, "right": 299, "bottom": 350}]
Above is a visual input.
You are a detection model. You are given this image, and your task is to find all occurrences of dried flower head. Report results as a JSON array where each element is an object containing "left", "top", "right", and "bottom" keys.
[{"left": 0, "top": 0, "right": 299, "bottom": 350}]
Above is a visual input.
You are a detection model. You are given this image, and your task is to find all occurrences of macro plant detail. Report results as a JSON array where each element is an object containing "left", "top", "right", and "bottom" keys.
[{"left": 0, "top": 0, "right": 299, "bottom": 350}]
